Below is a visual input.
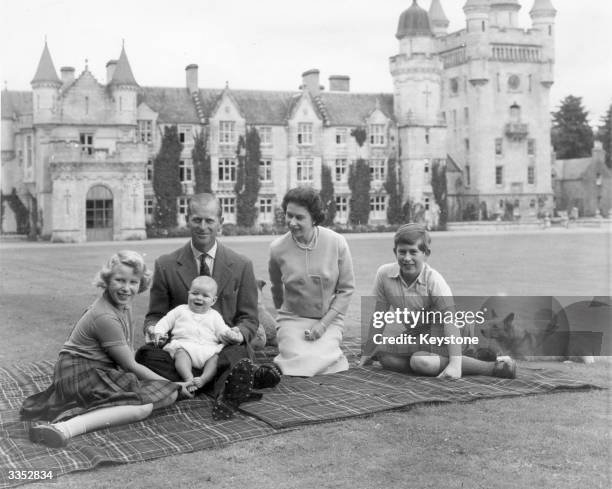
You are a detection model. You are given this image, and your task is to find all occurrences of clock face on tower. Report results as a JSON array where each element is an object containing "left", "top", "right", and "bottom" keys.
[{"left": 508, "top": 74, "right": 521, "bottom": 90}]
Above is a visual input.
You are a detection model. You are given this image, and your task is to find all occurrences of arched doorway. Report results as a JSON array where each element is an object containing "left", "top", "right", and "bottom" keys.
[{"left": 86, "top": 185, "right": 113, "bottom": 241}]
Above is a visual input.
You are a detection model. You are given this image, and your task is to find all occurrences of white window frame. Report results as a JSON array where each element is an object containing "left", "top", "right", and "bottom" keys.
[
  {"left": 137, "top": 120, "right": 153, "bottom": 144},
  {"left": 219, "top": 197, "right": 236, "bottom": 216},
  {"left": 335, "top": 159, "right": 348, "bottom": 182},
  {"left": 177, "top": 197, "right": 189, "bottom": 224},
  {"left": 80, "top": 133, "right": 94, "bottom": 155},
  {"left": 258, "top": 126, "right": 272, "bottom": 146},
  {"left": 219, "top": 121, "right": 236, "bottom": 144},
  {"left": 258, "top": 198, "right": 273, "bottom": 222},
  {"left": 369, "top": 124, "right": 385, "bottom": 146},
  {"left": 336, "top": 128, "right": 347, "bottom": 145},
  {"left": 297, "top": 123, "right": 313, "bottom": 145},
  {"left": 369, "top": 195, "right": 387, "bottom": 219},
  {"left": 495, "top": 138, "right": 503, "bottom": 156},
  {"left": 144, "top": 198, "right": 154, "bottom": 216},
  {"left": 179, "top": 160, "right": 193, "bottom": 183},
  {"left": 297, "top": 159, "right": 314, "bottom": 182},
  {"left": 370, "top": 159, "right": 386, "bottom": 182},
  {"left": 259, "top": 160, "right": 272, "bottom": 182},
  {"left": 335, "top": 195, "right": 349, "bottom": 222},
  {"left": 218, "top": 158, "right": 237, "bottom": 182}
]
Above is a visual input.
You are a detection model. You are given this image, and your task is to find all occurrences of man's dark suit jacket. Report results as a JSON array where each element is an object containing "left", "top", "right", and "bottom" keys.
[{"left": 144, "top": 241, "right": 259, "bottom": 343}]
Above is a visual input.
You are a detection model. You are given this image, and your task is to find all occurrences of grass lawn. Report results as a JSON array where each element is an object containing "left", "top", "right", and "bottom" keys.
[{"left": 0, "top": 228, "right": 610, "bottom": 488}]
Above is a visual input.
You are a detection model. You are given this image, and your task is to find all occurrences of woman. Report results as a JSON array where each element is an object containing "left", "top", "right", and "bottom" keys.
[
  {"left": 21, "top": 250, "right": 193, "bottom": 448},
  {"left": 269, "top": 187, "right": 355, "bottom": 376}
]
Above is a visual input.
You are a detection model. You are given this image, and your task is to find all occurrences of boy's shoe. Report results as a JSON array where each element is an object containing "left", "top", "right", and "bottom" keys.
[
  {"left": 29, "top": 423, "right": 68, "bottom": 448},
  {"left": 493, "top": 357, "right": 517, "bottom": 379},
  {"left": 212, "top": 358, "right": 256, "bottom": 421},
  {"left": 253, "top": 364, "right": 282, "bottom": 390}
]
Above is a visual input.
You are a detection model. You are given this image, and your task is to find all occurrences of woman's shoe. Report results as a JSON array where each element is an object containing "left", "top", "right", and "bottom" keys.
[{"left": 29, "top": 423, "right": 69, "bottom": 448}]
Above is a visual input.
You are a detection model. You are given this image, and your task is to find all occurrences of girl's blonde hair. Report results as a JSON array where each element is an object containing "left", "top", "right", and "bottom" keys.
[{"left": 94, "top": 250, "right": 152, "bottom": 293}]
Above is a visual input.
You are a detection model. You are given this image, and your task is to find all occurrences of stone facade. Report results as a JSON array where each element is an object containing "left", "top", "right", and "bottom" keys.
[{"left": 1, "top": 1, "right": 558, "bottom": 240}]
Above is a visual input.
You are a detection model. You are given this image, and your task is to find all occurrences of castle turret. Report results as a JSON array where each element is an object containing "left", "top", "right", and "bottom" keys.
[
  {"left": 489, "top": 0, "right": 521, "bottom": 28},
  {"left": 1, "top": 88, "right": 15, "bottom": 154},
  {"left": 390, "top": 0, "right": 445, "bottom": 207},
  {"left": 530, "top": 0, "right": 556, "bottom": 63},
  {"left": 464, "top": 0, "right": 490, "bottom": 34},
  {"left": 31, "top": 42, "right": 61, "bottom": 124},
  {"left": 108, "top": 45, "right": 138, "bottom": 125},
  {"left": 463, "top": 0, "right": 491, "bottom": 85},
  {"left": 429, "top": 0, "right": 449, "bottom": 38}
]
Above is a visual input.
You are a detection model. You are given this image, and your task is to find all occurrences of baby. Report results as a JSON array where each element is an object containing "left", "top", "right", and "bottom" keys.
[{"left": 152, "top": 276, "right": 242, "bottom": 391}]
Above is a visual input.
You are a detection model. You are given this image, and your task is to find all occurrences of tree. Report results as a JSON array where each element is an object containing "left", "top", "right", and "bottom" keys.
[
  {"left": 192, "top": 129, "right": 212, "bottom": 193},
  {"left": 431, "top": 159, "right": 448, "bottom": 230},
  {"left": 551, "top": 95, "right": 594, "bottom": 159},
  {"left": 153, "top": 125, "right": 183, "bottom": 229},
  {"left": 597, "top": 102, "right": 611, "bottom": 168},
  {"left": 384, "top": 156, "right": 404, "bottom": 224},
  {"left": 320, "top": 164, "right": 336, "bottom": 226},
  {"left": 348, "top": 127, "right": 371, "bottom": 226},
  {"left": 234, "top": 128, "right": 261, "bottom": 227}
]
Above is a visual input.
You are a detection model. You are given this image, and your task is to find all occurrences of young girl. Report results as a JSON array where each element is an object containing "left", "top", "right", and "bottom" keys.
[
  {"left": 152, "top": 276, "right": 242, "bottom": 391},
  {"left": 21, "top": 250, "right": 193, "bottom": 448}
]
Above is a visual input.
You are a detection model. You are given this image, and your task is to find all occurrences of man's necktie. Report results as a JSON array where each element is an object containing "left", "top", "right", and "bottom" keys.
[{"left": 199, "top": 254, "right": 211, "bottom": 276}]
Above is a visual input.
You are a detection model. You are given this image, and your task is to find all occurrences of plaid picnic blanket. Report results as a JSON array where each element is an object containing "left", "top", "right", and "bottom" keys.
[{"left": 0, "top": 339, "right": 603, "bottom": 488}]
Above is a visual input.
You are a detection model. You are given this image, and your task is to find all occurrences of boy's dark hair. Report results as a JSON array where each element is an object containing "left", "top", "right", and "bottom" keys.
[
  {"left": 393, "top": 223, "right": 431, "bottom": 255},
  {"left": 281, "top": 187, "right": 325, "bottom": 225}
]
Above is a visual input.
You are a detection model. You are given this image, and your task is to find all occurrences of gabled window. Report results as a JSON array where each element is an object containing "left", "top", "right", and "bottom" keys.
[
  {"left": 297, "top": 123, "right": 313, "bottom": 145},
  {"left": 137, "top": 120, "right": 153, "bottom": 144},
  {"left": 369, "top": 124, "right": 385, "bottom": 146},
  {"left": 219, "top": 121, "right": 236, "bottom": 144}
]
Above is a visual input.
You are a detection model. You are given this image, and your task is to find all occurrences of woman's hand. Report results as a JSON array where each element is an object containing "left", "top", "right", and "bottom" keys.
[
  {"left": 220, "top": 327, "right": 244, "bottom": 345},
  {"left": 305, "top": 322, "right": 326, "bottom": 341}
]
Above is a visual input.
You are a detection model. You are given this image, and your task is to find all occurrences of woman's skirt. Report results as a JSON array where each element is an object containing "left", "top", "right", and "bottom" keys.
[
  {"left": 273, "top": 312, "right": 349, "bottom": 377},
  {"left": 20, "top": 352, "right": 179, "bottom": 422}
]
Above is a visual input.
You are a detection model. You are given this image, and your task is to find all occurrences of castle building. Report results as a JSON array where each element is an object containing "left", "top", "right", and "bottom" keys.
[{"left": 1, "top": 0, "right": 556, "bottom": 241}]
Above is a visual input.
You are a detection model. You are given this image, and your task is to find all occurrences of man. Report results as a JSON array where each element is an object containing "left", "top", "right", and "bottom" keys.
[{"left": 136, "top": 193, "right": 281, "bottom": 419}]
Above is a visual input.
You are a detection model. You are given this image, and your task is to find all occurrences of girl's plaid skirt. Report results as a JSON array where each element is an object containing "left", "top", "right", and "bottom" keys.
[{"left": 20, "top": 352, "right": 179, "bottom": 422}]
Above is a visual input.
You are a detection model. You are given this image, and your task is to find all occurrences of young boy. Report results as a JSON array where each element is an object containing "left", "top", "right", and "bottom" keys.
[
  {"left": 152, "top": 276, "right": 242, "bottom": 391},
  {"left": 359, "top": 223, "right": 516, "bottom": 379}
]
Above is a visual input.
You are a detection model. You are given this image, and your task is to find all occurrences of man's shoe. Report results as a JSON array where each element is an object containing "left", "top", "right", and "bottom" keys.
[
  {"left": 492, "top": 357, "right": 517, "bottom": 379},
  {"left": 29, "top": 423, "right": 68, "bottom": 448},
  {"left": 212, "top": 398, "right": 235, "bottom": 421},
  {"left": 253, "top": 364, "right": 282, "bottom": 390}
]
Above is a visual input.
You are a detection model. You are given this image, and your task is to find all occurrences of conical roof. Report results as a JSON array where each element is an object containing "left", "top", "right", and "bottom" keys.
[
  {"left": 429, "top": 0, "right": 449, "bottom": 26},
  {"left": 110, "top": 46, "right": 138, "bottom": 87},
  {"left": 31, "top": 42, "right": 61, "bottom": 86},
  {"left": 396, "top": 0, "right": 432, "bottom": 39},
  {"left": 530, "top": 0, "right": 556, "bottom": 15}
]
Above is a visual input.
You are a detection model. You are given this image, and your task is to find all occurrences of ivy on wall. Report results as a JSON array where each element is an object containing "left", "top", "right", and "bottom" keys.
[
  {"left": 384, "top": 156, "right": 405, "bottom": 224},
  {"left": 192, "top": 129, "right": 211, "bottom": 193},
  {"left": 348, "top": 127, "right": 370, "bottom": 226},
  {"left": 234, "top": 128, "right": 262, "bottom": 227},
  {"left": 431, "top": 159, "right": 448, "bottom": 230},
  {"left": 320, "top": 164, "right": 336, "bottom": 226},
  {"left": 153, "top": 125, "right": 183, "bottom": 229}
]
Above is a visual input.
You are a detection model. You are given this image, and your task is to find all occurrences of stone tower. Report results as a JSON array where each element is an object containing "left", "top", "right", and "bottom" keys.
[
  {"left": 390, "top": 0, "right": 446, "bottom": 209},
  {"left": 108, "top": 45, "right": 139, "bottom": 125},
  {"left": 31, "top": 42, "right": 61, "bottom": 125}
]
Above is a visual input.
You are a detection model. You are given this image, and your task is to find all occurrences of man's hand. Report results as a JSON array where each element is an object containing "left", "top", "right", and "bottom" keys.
[{"left": 220, "top": 327, "right": 244, "bottom": 345}]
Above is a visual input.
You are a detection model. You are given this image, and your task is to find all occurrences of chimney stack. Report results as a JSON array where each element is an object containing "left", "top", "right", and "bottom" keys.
[
  {"left": 106, "top": 60, "right": 117, "bottom": 84},
  {"left": 60, "top": 66, "right": 75, "bottom": 86},
  {"left": 301, "top": 69, "right": 322, "bottom": 95},
  {"left": 329, "top": 75, "right": 350, "bottom": 92},
  {"left": 186, "top": 64, "right": 199, "bottom": 93}
]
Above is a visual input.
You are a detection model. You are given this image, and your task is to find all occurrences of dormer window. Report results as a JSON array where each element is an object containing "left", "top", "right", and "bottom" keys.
[
  {"left": 369, "top": 124, "right": 385, "bottom": 146},
  {"left": 219, "top": 121, "right": 236, "bottom": 144},
  {"left": 179, "top": 125, "right": 192, "bottom": 145},
  {"left": 297, "top": 123, "right": 313, "bottom": 145}
]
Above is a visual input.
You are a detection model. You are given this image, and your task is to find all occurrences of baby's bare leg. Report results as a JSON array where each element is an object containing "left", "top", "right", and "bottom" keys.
[
  {"left": 192, "top": 354, "right": 219, "bottom": 389},
  {"left": 174, "top": 349, "right": 195, "bottom": 382}
]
